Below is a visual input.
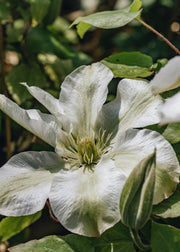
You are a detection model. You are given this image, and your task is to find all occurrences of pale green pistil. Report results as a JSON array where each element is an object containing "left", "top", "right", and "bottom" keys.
[{"left": 77, "top": 137, "right": 100, "bottom": 165}]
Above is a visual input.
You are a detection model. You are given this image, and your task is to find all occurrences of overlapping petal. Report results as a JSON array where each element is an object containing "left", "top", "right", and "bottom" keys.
[
  {"left": 0, "top": 151, "right": 65, "bottom": 216},
  {"left": 96, "top": 79, "right": 162, "bottom": 137},
  {"left": 159, "top": 92, "right": 180, "bottom": 124},
  {"left": 0, "top": 95, "right": 57, "bottom": 146},
  {"left": 150, "top": 56, "right": 180, "bottom": 94},
  {"left": 59, "top": 62, "right": 113, "bottom": 137},
  {"left": 22, "top": 83, "right": 64, "bottom": 119},
  {"left": 110, "top": 128, "right": 180, "bottom": 204},
  {"left": 49, "top": 157, "right": 126, "bottom": 237}
]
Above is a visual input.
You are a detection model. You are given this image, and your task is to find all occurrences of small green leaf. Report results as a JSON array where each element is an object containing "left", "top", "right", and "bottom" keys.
[
  {"left": 130, "top": 0, "right": 142, "bottom": 12},
  {"left": 101, "top": 61, "right": 152, "bottom": 78},
  {"left": 130, "top": 0, "right": 142, "bottom": 20},
  {"left": 101, "top": 51, "right": 153, "bottom": 78},
  {"left": 103, "top": 51, "right": 153, "bottom": 67},
  {"left": 71, "top": 6, "right": 141, "bottom": 38},
  {"left": 0, "top": 211, "right": 41, "bottom": 242},
  {"left": 153, "top": 183, "right": 180, "bottom": 218},
  {"left": 163, "top": 122, "right": 180, "bottom": 144},
  {"left": 77, "top": 22, "right": 91, "bottom": 39},
  {"left": 120, "top": 151, "right": 156, "bottom": 230},
  {"left": 151, "top": 221, "right": 180, "bottom": 252}
]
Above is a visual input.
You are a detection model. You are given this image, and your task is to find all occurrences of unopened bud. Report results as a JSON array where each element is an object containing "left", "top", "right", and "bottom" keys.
[{"left": 120, "top": 150, "right": 156, "bottom": 230}]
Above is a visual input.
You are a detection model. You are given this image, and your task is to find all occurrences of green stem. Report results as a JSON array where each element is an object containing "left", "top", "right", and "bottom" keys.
[
  {"left": 130, "top": 228, "right": 150, "bottom": 251},
  {"left": 138, "top": 19, "right": 180, "bottom": 55}
]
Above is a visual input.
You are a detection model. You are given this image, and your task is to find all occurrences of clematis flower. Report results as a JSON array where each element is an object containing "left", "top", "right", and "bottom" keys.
[{"left": 0, "top": 63, "right": 179, "bottom": 237}]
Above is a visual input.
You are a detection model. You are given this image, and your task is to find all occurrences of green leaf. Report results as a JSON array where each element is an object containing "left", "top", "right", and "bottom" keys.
[
  {"left": 77, "top": 22, "right": 91, "bottom": 39},
  {"left": 152, "top": 183, "right": 180, "bottom": 218},
  {"left": 130, "top": 0, "right": 142, "bottom": 20},
  {"left": 101, "top": 52, "right": 153, "bottom": 78},
  {"left": 9, "top": 223, "right": 135, "bottom": 252},
  {"left": 8, "top": 235, "right": 74, "bottom": 252},
  {"left": 151, "top": 221, "right": 180, "bottom": 252},
  {"left": 0, "top": 211, "right": 41, "bottom": 243},
  {"left": 103, "top": 51, "right": 153, "bottom": 67},
  {"left": 120, "top": 152, "right": 156, "bottom": 230},
  {"left": 9, "top": 235, "right": 94, "bottom": 252},
  {"left": 130, "top": 0, "right": 142, "bottom": 12},
  {"left": 6, "top": 62, "right": 47, "bottom": 104},
  {"left": 25, "top": 27, "right": 74, "bottom": 58},
  {"left": 71, "top": 5, "right": 141, "bottom": 38},
  {"left": 29, "top": 0, "right": 51, "bottom": 24},
  {"left": 163, "top": 123, "right": 180, "bottom": 144},
  {"left": 91, "top": 222, "right": 135, "bottom": 252},
  {"left": 62, "top": 235, "right": 94, "bottom": 252}
]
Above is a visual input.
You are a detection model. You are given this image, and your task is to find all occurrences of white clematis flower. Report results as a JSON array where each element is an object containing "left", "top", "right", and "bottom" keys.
[{"left": 0, "top": 63, "right": 179, "bottom": 237}]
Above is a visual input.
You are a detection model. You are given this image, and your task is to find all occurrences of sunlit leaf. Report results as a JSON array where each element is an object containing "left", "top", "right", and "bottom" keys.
[
  {"left": 0, "top": 211, "right": 41, "bottom": 243},
  {"left": 71, "top": 0, "right": 142, "bottom": 38},
  {"left": 151, "top": 221, "right": 180, "bottom": 252}
]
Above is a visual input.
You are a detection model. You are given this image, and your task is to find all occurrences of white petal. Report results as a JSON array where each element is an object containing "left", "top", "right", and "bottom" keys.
[
  {"left": 59, "top": 62, "right": 113, "bottom": 137},
  {"left": 150, "top": 56, "right": 180, "bottom": 94},
  {"left": 96, "top": 79, "right": 162, "bottom": 136},
  {"left": 49, "top": 157, "right": 126, "bottom": 237},
  {"left": 22, "top": 83, "right": 64, "bottom": 118},
  {"left": 0, "top": 151, "right": 65, "bottom": 216},
  {"left": 110, "top": 128, "right": 180, "bottom": 204},
  {"left": 0, "top": 95, "right": 57, "bottom": 146},
  {"left": 159, "top": 92, "right": 180, "bottom": 124}
]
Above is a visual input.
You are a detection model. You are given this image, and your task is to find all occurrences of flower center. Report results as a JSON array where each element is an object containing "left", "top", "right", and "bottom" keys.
[{"left": 77, "top": 137, "right": 100, "bottom": 165}]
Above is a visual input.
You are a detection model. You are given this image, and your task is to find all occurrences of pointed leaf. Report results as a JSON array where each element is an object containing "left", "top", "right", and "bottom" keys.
[{"left": 71, "top": 3, "right": 141, "bottom": 38}]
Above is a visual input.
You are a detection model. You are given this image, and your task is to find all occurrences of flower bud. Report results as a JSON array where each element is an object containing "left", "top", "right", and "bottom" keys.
[{"left": 120, "top": 150, "right": 156, "bottom": 230}]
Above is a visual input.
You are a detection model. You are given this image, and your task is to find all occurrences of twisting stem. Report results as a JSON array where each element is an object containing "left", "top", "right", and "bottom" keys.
[
  {"left": 46, "top": 200, "right": 59, "bottom": 223},
  {"left": 138, "top": 19, "right": 180, "bottom": 55},
  {"left": 130, "top": 228, "right": 150, "bottom": 251},
  {"left": 0, "top": 23, "right": 12, "bottom": 159}
]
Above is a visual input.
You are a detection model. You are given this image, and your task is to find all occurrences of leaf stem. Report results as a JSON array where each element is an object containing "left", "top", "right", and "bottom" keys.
[
  {"left": 138, "top": 19, "right": 180, "bottom": 55},
  {"left": 130, "top": 228, "right": 150, "bottom": 251},
  {"left": 0, "top": 22, "right": 12, "bottom": 159}
]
